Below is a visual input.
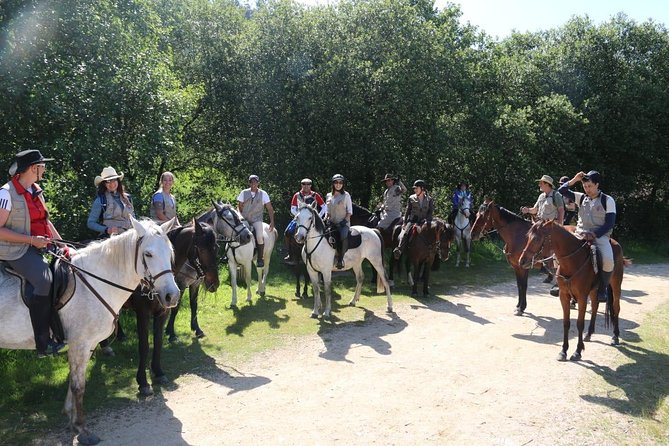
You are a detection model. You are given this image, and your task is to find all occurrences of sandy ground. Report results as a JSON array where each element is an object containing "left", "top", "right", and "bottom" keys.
[{"left": 40, "top": 263, "right": 669, "bottom": 446}]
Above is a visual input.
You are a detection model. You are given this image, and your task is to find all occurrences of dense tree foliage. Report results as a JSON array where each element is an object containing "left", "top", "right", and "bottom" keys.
[{"left": 1, "top": 0, "right": 667, "bottom": 238}]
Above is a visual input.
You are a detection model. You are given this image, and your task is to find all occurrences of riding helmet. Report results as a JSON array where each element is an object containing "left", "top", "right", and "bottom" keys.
[
  {"left": 331, "top": 174, "right": 345, "bottom": 183},
  {"left": 413, "top": 179, "right": 428, "bottom": 189}
]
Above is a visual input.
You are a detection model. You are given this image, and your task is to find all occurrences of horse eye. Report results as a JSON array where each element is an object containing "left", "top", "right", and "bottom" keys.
[{"left": 144, "top": 252, "right": 153, "bottom": 258}]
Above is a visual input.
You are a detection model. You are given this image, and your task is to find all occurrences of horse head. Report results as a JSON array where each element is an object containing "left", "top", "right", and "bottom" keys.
[
  {"left": 471, "top": 199, "right": 495, "bottom": 240},
  {"left": 191, "top": 221, "right": 220, "bottom": 292},
  {"left": 519, "top": 220, "right": 553, "bottom": 270},
  {"left": 294, "top": 202, "right": 320, "bottom": 244},
  {"left": 459, "top": 195, "right": 472, "bottom": 219},
  {"left": 132, "top": 217, "right": 181, "bottom": 308},
  {"left": 438, "top": 221, "right": 455, "bottom": 261},
  {"left": 213, "top": 200, "right": 252, "bottom": 245}
]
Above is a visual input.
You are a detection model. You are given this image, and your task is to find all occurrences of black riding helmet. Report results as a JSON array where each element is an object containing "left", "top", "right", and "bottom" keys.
[{"left": 413, "top": 179, "right": 428, "bottom": 190}]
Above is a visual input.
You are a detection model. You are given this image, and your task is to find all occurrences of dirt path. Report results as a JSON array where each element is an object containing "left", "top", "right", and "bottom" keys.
[{"left": 42, "top": 264, "right": 668, "bottom": 446}]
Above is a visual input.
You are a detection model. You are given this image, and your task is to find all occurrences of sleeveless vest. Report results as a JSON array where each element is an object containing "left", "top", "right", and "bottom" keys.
[
  {"left": 383, "top": 185, "right": 403, "bottom": 216},
  {"left": 327, "top": 192, "right": 349, "bottom": 224},
  {"left": 407, "top": 194, "right": 433, "bottom": 221},
  {"left": 0, "top": 180, "right": 51, "bottom": 260},
  {"left": 536, "top": 191, "right": 559, "bottom": 221},
  {"left": 576, "top": 192, "right": 613, "bottom": 237},
  {"left": 240, "top": 189, "right": 265, "bottom": 223},
  {"left": 150, "top": 191, "right": 177, "bottom": 221},
  {"left": 102, "top": 191, "right": 133, "bottom": 230}
]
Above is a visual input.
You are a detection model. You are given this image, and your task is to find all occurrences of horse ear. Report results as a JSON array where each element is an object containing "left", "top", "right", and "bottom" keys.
[
  {"left": 310, "top": 201, "right": 317, "bottom": 209},
  {"left": 131, "top": 215, "right": 146, "bottom": 237},
  {"left": 193, "top": 218, "right": 204, "bottom": 235},
  {"left": 160, "top": 217, "right": 176, "bottom": 233},
  {"left": 212, "top": 200, "right": 222, "bottom": 212}
]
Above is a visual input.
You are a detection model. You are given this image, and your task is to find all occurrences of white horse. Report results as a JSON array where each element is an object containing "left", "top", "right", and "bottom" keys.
[
  {"left": 294, "top": 203, "right": 393, "bottom": 320},
  {"left": 208, "top": 201, "right": 276, "bottom": 307},
  {"left": 454, "top": 195, "right": 472, "bottom": 267},
  {"left": 0, "top": 217, "right": 180, "bottom": 445}
]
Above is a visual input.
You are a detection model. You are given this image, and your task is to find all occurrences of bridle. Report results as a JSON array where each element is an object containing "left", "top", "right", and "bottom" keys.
[{"left": 215, "top": 207, "right": 251, "bottom": 244}]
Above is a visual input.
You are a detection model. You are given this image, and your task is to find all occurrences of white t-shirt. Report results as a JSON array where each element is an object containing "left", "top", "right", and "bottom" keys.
[
  {"left": 0, "top": 185, "right": 35, "bottom": 212},
  {"left": 236, "top": 189, "right": 271, "bottom": 205}
]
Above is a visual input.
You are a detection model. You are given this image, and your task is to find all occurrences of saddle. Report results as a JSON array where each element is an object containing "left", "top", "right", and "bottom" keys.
[
  {"left": 0, "top": 256, "right": 74, "bottom": 343},
  {"left": 326, "top": 225, "right": 363, "bottom": 250}
]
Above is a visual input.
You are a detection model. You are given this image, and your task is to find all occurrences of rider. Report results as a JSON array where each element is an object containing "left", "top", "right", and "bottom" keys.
[
  {"left": 377, "top": 173, "right": 407, "bottom": 232},
  {"left": 150, "top": 171, "right": 179, "bottom": 225},
  {"left": 449, "top": 181, "right": 473, "bottom": 225},
  {"left": 326, "top": 174, "right": 352, "bottom": 269},
  {"left": 0, "top": 150, "right": 64, "bottom": 357},
  {"left": 520, "top": 175, "right": 564, "bottom": 223},
  {"left": 87, "top": 166, "right": 135, "bottom": 237},
  {"left": 559, "top": 175, "right": 578, "bottom": 225},
  {"left": 393, "top": 180, "right": 434, "bottom": 259},
  {"left": 558, "top": 170, "right": 616, "bottom": 303},
  {"left": 283, "top": 178, "right": 326, "bottom": 265},
  {"left": 237, "top": 174, "right": 275, "bottom": 268}
]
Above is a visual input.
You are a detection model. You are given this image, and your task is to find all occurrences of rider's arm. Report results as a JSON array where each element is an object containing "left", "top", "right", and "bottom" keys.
[
  {"left": 425, "top": 198, "right": 434, "bottom": 223},
  {"left": 344, "top": 194, "right": 353, "bottom": 223},
  {"left": 594, "top": 212, "right": 616, "bottom": 238},
  {"left": 558, "top": 181, "right": 576, "bottom": 202},
  {"left": 265, "top": 201, "right": 275, "bottom": 229},
  {"left": 87, "top": 197, "right": 107, "bottom": 234},
  {"left": 397, "top": 180, "right": 407, "bottom": 195},
  {"left": 319, "top": 203, "right": 328, "bottom": 218}
]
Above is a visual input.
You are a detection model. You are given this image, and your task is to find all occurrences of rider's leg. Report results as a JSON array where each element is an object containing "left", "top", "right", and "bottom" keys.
[
  {"left": 393, "top": 223, "right": 413, "bottom": 259},
  {"left": 253, "top": 221, "right": 266, "bottom": 267},
  {"left": 595, "top": 235, "right": 614, "bottom": 303},
  {"left": 336, "top": 224, "right": 349, "bottom": 269}
]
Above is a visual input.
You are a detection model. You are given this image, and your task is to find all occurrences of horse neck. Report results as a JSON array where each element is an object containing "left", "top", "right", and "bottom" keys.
[
  {"left": 550, "top": 223, "right": 586, "bottom": 260},
  {"left": 493, "top": 207, "right": 528, "bottom": 243},
  {"left": 170, "top": 226, "right": 194, "bottom": 271}
]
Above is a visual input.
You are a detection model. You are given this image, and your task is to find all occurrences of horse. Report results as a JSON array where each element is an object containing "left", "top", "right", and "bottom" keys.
[
  {"left": 126, "top": 221, "right": 219, "bottom": 396},
  {"left": 350, "top": 203, "right": 377, "bottom": 227},
  {"left": 163, "top": 221, "right": 220, "bottom": 344},
  {"left": 403, "top": 219, "right": 451, "bottom": 297},
  {"left": 471, "top": 198, "right": 553, "bottom": 316},
  {"left": 518, "top": 220, "right": 628, "bottom": 361},
  {"left": 0, "top": 218, "right": 180, "bottom": 445},
  {"left": 287, "top": 231, "right": 310, "bottom": 298},
  {"left": 294, "top": 203, "right": 393, "bottom": 320},
  {"left": 453, "top": 195, "right": 473, "bottom": 267},
  {"left": 205, "top": 201, "right": 276, "bottom": 307}
]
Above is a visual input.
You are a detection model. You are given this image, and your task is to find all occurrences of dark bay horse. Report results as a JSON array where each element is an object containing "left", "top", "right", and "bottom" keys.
[
  {"left": 126, "top": 221, "right": 219, "bottom": 396},
  {"left": 287, "top": 232, "right": 310, "bottom": 299},
  {"left": 471, "top": 199, "right": 552, "bottom": 316},
  {"left": 518, "top": 220, "right": 629, "bottom": 361},
  {"left": 404, "top": 220, "right": 451, "bottom": 297}
]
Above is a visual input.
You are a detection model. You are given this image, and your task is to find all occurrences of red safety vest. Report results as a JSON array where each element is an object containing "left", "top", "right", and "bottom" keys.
[{"left": 11, "top": 177, "right": 53, "bottom": 238}]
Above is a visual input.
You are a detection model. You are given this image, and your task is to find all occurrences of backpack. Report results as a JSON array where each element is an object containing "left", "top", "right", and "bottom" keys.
[{"left": 97, "top": 192, "right": 107, "bottom": 222}]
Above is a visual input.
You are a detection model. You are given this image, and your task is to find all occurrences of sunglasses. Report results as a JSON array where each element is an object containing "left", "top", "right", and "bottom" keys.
[
  {"left": 333, "top": 180, "right": 343, "bottom": 184},
  {"left": 301, "top": 182, "right": 312, "bottom": 186}
]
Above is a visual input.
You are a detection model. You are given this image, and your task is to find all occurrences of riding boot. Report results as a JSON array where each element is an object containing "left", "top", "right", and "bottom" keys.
[
  {"left": 336, "top": 238, "right": 348, "bottom": 269},
  {"left": 27, "top": 294, "right": 52, "bottom": 357},
  {"left": 596, "top": 270, "right": 613, "bottom": 303},
  {"left": 393, "top": 231, "right": 408, "bottom": 260},
  {"left": 283, "top": 234, "right": 297, "bottom": 265},
  {"left": 256, "top": 243, "right": 265, "bottom": 268}
]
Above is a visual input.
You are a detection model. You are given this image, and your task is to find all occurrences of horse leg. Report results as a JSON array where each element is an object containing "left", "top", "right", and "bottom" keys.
[
  {"left": 411, "top": 261, "right": 419, "bottom": 297},
  {"left": 422, "top": 261, "right": 431, "bottom": 297},
  {"left": 244, "top": 261, "right": 253, "bottom": 303},
  {"left": 455, "top": 238, "right": 461, "bottom": 267},
  {"left": 189, "top": 283, "right": 205, "bottom": 338},
  {"left": 349, "top": 264, "right": 364, "bottom": 307},
  {"left": 513, "top": 267, "right": 529, "bottom": 316},
  {"left": 294, "top": 265, "right": 301, "bottom": 298},
  {"left": 387, "top": 255, "right": 395, "bottom": 288},
  {"left": 151, "top": 311, "right": 169, "bottom": 386},
  {"left": 322, "top": 270, "right": 333, "bottom": 320},
  {"left": 571, "top": 297, "right": 587, "bottom": 361},
  {"left": 165, "top": 292, "right": 181, "bottom": 343},
  {"left": 65, "top": 343, "right": 101, "bottom": 445},
  {"left": 301, "top": 263, "right": 309, "bottom": 298},
  {"left": 229, "top": 259, "right": 239, "bottom": 309},
  {"left": 368, "top": 253, "right": 393, "bottom": 313},
  {"left": 307, "top": 265, "right": 321, "bottom": 318},
  {"left": 585, "top": 290, "right": 599, "bottom": 342},
  {"left": 465, "top": 237, "right": 471, "bottom": 267},
  {"left": 135, "top": 302, "right": 153, "bottom": 396},
  {"left": 558, "top": 291, "right": 571, "bottom": 361},
  {"left": 256, "top": 244, "right": 269, "bottom": 296}
]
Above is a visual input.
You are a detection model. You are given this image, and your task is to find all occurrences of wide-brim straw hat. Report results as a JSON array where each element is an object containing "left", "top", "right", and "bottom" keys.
[
  {"left": 536, "top": 174, "right": 554, "bottom": 188},
  {"left": 94, "top": 166, "right": 124, "bottom": 186}
]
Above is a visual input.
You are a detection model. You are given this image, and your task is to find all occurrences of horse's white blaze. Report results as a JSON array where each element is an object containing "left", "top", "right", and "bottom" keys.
[{"left": 294, "top": 205, "right": 393, "bottom": 319}]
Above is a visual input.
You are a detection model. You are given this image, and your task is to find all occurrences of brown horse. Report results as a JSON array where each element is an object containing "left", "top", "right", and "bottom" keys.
[
  {"left": 471, "top": 199, "right": 552, "bottom": 315},
  {"left": 518, "top": 220, "right": 628, "bottom": 361},
  {"left": 404, "top": 220, "right": 451, "bottom": 297}
]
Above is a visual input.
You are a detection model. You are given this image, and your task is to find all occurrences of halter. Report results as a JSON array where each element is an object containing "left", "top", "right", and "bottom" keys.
[
  {"left": 295, "top": 209, "right": 329, "bottom": 270},
  {"left": 134, "top": 235, "right": 174, "bottom": 295}
]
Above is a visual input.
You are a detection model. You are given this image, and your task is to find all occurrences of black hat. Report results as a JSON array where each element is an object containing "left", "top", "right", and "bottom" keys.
[
  {"left": 380, "top": 173, "right": 397, "bottom": 182},
  {"left": 559, "top": 175, "right": 570, "bottom": 184},
  {"left": 413, "top": 179, "right": 428, "bottom": 189},
  {"left": 9, "top": 150, "right": 54, "bottom": 176},
  {"left": 582, "top": 170, "right": 602, "bottom": 184}
]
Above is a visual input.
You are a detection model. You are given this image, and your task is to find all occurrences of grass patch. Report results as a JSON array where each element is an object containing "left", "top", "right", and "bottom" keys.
[{"left": 0, "top": 238, "right": 666, "bottom": 444}]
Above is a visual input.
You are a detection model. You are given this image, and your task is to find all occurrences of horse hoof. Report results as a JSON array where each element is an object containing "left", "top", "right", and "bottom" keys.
[
  {"left": 168, "top": 335, "right": 179, "bottom": 344},
  {"left": 138, "top": 385, "right": 154, "bottom": 397},
  {"left": 611, "top": 336, "right": 620, "bottom": 346},
  {"left": 101, "top": 346, "right": 115, "bottom": 357},
  {"left": 386, "top": 307, "right": 394, "bottom": 314},
  {"left": 570, "top": 352, "right": 582, "bottom": 361},
  {"left": 301, "top": 293, "right": 309, "bottom": 299},
  {"left": 584, "top": 334, "right": 591, "bottom": 342},
  {"left": 257, "top": 290, "right": 265, "bottom": 297},
  {"left": 230, "top": 304, "right": 238, "bottom": 310},
  {"left": 77, "top": 430, "right": 101, "bottom": 446},
  {"left": 323, "top": 314, "right": 331, "bottom": 321},
  {"left": 557, "top": 352, "right": 567, "bottom": 361},
  {"left": 514, "top": 308, "right": 523, "bottom": 316},
  {"left": 154, "top": 375, "right": 169, "bottom": 385},
  {"left": 295, "top": 292, "right": 301, "bottom": 298},
  {"left": 195, "top": 330, "right": 205, "bottom": 339},
  {"left": 310, "top": 313, "right": 319, "bottom": 319}
]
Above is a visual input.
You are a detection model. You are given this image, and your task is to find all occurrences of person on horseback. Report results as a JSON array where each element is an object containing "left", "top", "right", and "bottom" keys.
[
  {"left": 87, "top": 166, "right": 135, "bottom": 237},
  {"left": 0, "top": 150, "right": 64, "bottom": 357},
  {"left": 558, "top": 170, "right": 616, "bottom": 303},
  {"left": 150, "top": 171, "right": 179, "bottom": 225},
  {"left": 377, "top": 173, "right": 407, "bottom": 231},
  {"left": 394, "top": 180, "right": 434, "bottom": 259},
  {"left": 559, "top": 175, "right": 578, "bottom": 225},
  {"left": 326, "top": 174, "right": 352, "bottom": 269},
  {"left": 449, "top": 181, "right": 473, "bottom": 225},
  {"left": 521, "top": 175, "right": 564, "bottom": 223},
  {"left": 237, "top": 174, "right": 275, "bottom": 268},
  {"left": 283, "top": 178, "right": 326, "bottom": 265}
]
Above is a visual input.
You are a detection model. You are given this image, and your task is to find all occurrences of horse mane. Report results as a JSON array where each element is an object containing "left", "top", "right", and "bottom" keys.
[
  {"left": 496, "top": 205, "right": 526, "bottom": 225},
  {"left": 310, "top": 205, "right": 326, "bottom": 233},
  {"left": 352, "top": 203, "right": 372, "bottom": 217}
]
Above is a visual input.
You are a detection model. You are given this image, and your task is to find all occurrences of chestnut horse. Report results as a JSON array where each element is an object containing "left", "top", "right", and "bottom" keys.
[
  {"left": 518, "top": 220, "right": 628, "bottom": 361},
  {"left": 471, "top": 199, "right": 552, "bottom": 315},
  {"left": 405, "top": 219, "right": 454, "bottom": 297}
]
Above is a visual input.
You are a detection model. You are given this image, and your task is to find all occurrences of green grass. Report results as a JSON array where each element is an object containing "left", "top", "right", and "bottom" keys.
[{"left": 0, "top": 239, "right": 667, "bottom": 444}]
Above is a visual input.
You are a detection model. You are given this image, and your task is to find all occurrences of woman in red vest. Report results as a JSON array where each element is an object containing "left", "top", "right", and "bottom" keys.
[{"left": 0, "top": 150, "right": 63, "bottom": 357}]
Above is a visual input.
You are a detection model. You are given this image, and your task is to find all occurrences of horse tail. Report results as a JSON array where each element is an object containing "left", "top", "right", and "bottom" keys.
[
  {"left": 622, "top": 257, "right": 632, "bottom": 267},
  {"left": 373, "top": 228, "right": 384, "bottom": 262}
]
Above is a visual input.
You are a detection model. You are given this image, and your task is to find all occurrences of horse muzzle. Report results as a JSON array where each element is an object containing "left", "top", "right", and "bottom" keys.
[{"left": 518, "top": 254, "right": 533, "bottom": 270}]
